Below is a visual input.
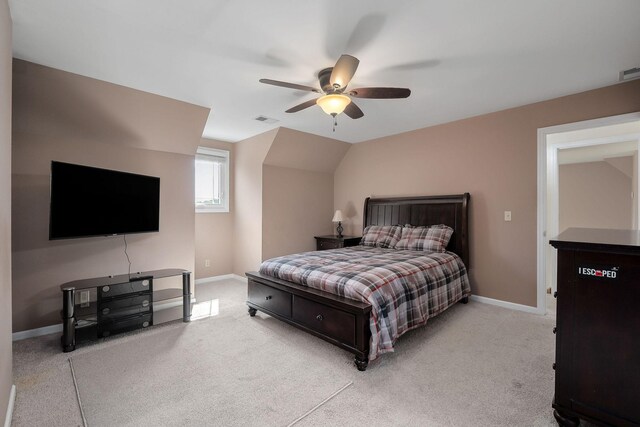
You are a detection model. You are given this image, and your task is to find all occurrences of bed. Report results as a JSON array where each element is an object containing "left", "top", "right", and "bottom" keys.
[{"left": 246, "top": 193, "right": 471, "bottom": 371}]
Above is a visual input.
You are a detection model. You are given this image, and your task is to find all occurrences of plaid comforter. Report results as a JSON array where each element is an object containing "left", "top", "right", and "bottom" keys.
[{"left": 259, "top": 246, "right": 471, "bottom": 360}]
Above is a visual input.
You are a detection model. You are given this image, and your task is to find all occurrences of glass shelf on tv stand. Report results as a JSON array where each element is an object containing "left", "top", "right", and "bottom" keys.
[{"left": 60, "top": 268, "right": 192, "bottom": 352}]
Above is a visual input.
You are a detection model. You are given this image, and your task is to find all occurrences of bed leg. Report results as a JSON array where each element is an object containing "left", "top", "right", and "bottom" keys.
[
  {"left": 248, "top": 307, "right": 257, "bottom": 317},
  {"left": 460, "top": 296, "right": 469, "bottom": 304},
  {"left": 355, "top": 355, "right": 368, "bottom": 371}
]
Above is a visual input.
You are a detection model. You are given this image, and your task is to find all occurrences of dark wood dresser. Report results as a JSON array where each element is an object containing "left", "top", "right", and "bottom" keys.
[
  {"left": 550, "top": 228, "right": 640, "bottom": 427},
  {"left": 314, "top": 235, "right": 361, "bottom": 251}
]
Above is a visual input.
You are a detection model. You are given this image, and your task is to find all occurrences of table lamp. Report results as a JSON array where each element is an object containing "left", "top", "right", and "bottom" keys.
[{"left": 332, "top": 210, "right": 344, "bottom": 238}]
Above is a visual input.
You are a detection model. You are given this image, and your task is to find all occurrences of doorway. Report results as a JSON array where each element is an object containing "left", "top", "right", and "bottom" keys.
[{"left": 537, "top": 113, "right": 640, "bottom": 315}]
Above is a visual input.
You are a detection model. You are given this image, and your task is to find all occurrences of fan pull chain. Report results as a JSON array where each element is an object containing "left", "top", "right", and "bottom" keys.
[{"left": 332, "top": 113, "right": 337, "bottom": 132}]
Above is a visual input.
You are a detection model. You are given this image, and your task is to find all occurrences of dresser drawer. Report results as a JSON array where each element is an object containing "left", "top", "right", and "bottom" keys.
[
  {"left": 99, "top": 278, "right": 152, "bottom": 299},
  {"left": 317, "top": 239, "right": 342, "bottom": 250},
  {"left": 292, "top": 296, "right": 356, "bottom": 347},
  {"left": 248, "top": 280, "right": 292, "bottom": 318},
  {"left": 315, "top": 236, "right": 361, "bottom": 251}
]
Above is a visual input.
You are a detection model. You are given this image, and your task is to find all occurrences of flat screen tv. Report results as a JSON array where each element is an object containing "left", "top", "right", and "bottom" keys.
[{"left": 49, "top": 161, "right": 160, "bottom": 240}]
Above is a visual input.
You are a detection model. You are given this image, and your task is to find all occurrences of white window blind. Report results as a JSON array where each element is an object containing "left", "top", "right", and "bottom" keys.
[{"left": 195, "top": 147, "right": 229, "bottom": 213}]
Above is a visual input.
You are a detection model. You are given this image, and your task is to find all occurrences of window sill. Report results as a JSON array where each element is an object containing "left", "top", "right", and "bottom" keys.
[{"left": 196, "top": 208, "right": 229, "bottom": 214}]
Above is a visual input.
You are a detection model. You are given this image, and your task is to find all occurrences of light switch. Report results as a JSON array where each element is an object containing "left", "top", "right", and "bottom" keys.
[{"left": 504, "top": 211, "right": 512, "bottom": 222}]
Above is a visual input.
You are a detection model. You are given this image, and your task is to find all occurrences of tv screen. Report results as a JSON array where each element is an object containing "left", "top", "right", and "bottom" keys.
[{"left": 49, "top": 161, "right": 160, "bottom": 240}]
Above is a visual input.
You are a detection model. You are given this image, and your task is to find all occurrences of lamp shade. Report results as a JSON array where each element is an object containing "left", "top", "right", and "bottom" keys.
[
  {"left": 317, "top": 94, "right": 351, "bottom": 115},
  {"left": 332, "top": 210, "right": 344, "bottom": 222}
]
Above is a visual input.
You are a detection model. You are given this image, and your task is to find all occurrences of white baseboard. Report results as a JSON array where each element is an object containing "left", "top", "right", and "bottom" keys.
[
  {"left": 197, "top": 277, "right": 543, "bottom": 314},
  {"left": 195, "top": 274, "right": 247, "bottom": 285},
  {"left": 12, "top": 296, "right": 200, "bottom": 342},
  {"left": 4, "top": 384, "right": 15, "bottom": 427},
  {"left": 232, "top": 274, "right": 248, "bottom": 283},
  {"left": 12, "top": 280, "right": 228, "bottom": 343},
  {"left": 470, "top": 295, "right": 544, "bottom": 315},
  {"left": 12, "top": 276, "right": 239, "bottom": 341},
  {"left": 12, "top": 323, "right": 63, "bottom": 341}
]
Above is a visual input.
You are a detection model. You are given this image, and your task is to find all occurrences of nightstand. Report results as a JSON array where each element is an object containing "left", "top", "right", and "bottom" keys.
[{"left": 314, "top": 235, "right": 361, "bottom": 251}]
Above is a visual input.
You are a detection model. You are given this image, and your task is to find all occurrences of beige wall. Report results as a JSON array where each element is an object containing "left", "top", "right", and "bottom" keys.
[
  {"left": 262, "top": 165, "right": 334, "bottom": 260},
  {"left": 195, "top": 138, "right": 235, "bottom": 279},
  {"left": 12, "top": 61, "right": 208, "bottom": 332},
  {"left": 264, "top": 127, "right": 351, "bottom": 173},
  {"left": 233, "top": 127, "right": 349, "bottom": 275},
  {"left": 232, "top": 129, "right": 277, "bottom": 275},
  {"left": 0, "top": 0, "right": 12, "bottom": 421},
  {"left": 559, "top": 161, "right": 632, "bottom": 232},
  {"left": 335, "top": 80, "right": 640, "bottom": 308},
  {"left": 262, "top": 127, "right": 350, "bottom": 261},
  {"left": 9, "top": 59, "right": 640, "bottom": 338}
]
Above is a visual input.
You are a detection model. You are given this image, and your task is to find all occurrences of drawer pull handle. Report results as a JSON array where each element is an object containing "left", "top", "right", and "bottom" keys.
[
  {"left": 316, "top": 314, "right": 324, "bottom": 321},
  {"left": 553, "top": 327, "right": 557, "bottom": 334},
  {"left": 265, "top": 296, "right": 272, "bottom": 300}
]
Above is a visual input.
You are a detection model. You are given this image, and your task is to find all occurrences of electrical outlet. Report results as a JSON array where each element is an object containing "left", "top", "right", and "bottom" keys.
[
  {"left": 80, "top": 290, "right": 90, "bottom": 308},
  {"left": 205, "top": 259, "right": 211, "bottom": 267},
  {"left": 504, "top": 211, "right": 512, "bottom": 222}
]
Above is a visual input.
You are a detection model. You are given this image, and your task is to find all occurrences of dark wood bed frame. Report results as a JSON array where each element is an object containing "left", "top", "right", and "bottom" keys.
[{"left": 246, "top": 193, "right": 470, "bottom": 371}]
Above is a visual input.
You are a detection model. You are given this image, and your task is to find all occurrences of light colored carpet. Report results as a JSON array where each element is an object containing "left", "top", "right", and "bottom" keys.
[
  {"left": 70, "top": 311, "right": 351, "bottom": 427},
  {"left": 12, "top": 278, "right": 560, "bottom": 426},
  {"left": 298, "top": 301, "right": 558, "bottom": 426}
]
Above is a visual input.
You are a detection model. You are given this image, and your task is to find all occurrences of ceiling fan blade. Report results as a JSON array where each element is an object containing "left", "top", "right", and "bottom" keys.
[
  {"left": 330, "top": 55, "right": 360, "bottom": 89},
  {"left": 343, "top": 101, "right": 364, "bottom": 119},
  {"left": 259, "top": 79, "right": 320, "bottom": 93},
  {"left": 348, "top": 87, "right": 411, "bottom": 99},
  {"left": 285, "top": 98, "right": 319, "bottom": 113}
]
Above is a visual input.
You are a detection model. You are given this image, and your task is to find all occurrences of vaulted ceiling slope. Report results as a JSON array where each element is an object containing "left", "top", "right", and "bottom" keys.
[
  {"left": 12, "top": 60, "right": 210, "bottom": 156},
  {"left": 9, "top": 0, "right": 640, "bottom": 143}
]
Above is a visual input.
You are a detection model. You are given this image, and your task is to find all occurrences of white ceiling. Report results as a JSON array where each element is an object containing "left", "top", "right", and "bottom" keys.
[
  {"left": 8, "top": 0, "right": 640, "bottom": 143},
  {"left": 558, "top": 140, "right": 637, "bottom": 165},
  {"left": 554, "top": 121, "right": 640, "bottom": 165}
]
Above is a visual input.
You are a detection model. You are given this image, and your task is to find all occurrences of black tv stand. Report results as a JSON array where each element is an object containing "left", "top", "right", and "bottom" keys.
[{"left": 60, "top": 268, "right": 191, "bottom": 352}]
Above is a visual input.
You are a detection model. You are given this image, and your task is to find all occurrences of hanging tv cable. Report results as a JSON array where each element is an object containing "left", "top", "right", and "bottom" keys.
[{"left": 123, "top": 234, "right": 132, "bottom": 276}]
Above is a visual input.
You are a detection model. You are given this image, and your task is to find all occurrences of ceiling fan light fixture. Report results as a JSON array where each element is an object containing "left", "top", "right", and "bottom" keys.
[{"left": 316, "top": 94, "right": 351, "bottom": 116}]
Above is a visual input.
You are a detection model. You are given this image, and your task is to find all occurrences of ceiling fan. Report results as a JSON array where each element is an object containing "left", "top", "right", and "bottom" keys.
[{"left": 259, "top": 54, "right": 411, "bottom": 128}]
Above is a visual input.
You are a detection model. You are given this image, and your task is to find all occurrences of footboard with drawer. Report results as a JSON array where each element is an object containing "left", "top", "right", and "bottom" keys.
[{"left": 246, "top": 271, "right": 372, "bottom": 370}]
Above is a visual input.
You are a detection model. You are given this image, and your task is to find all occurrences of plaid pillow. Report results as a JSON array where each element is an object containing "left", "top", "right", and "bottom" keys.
[
  {"left": 395, "top": 224, "right": 454, "bottom": 252},
  {"left": 360, "top": 225, "right": 402, "bottom": 248}
]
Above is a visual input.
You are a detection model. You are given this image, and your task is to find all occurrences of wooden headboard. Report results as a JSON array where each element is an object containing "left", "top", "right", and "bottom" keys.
[{"left": 363, "top": 193, "right": 470, "bottom": 267}]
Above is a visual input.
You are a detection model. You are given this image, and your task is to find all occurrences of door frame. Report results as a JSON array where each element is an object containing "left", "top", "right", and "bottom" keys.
[{"left": 536, "top": 112, "right": 640, "bottom": 314}]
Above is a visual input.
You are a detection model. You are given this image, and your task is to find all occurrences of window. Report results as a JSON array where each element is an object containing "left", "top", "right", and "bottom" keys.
[{"left": 195, "top": 146, "right": 229, "bottom": 213}]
